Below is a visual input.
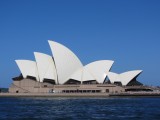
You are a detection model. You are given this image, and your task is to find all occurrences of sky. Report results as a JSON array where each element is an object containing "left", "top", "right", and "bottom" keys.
[{"left": 0, "top": 0, "right": 160, "bottom": 88}]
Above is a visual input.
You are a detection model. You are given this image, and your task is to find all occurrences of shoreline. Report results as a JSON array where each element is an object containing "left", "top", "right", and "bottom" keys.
[
  {"left": 0, "top": 93, "right": 110, "bottom": 97},
  {"left": 1, "top": 92, "right": 160, "bottom": 98},
  {"left": 109, "top": 92, "right": 160, "bottom": 97}
]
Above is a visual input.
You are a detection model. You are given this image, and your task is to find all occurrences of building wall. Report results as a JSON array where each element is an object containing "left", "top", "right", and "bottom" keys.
[{"left": 9, "top": 79, "right": 125, "bottom": 93}]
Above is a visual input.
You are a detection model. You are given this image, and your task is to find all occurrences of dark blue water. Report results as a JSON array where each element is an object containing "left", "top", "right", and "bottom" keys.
[{"left": 0, "top": 97, "right": 160, "bottom": 120}]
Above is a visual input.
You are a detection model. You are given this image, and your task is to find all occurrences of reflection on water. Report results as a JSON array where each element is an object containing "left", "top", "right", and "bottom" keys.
[{"left": 0, "top": 97, "right": 160, "bottom": 119}]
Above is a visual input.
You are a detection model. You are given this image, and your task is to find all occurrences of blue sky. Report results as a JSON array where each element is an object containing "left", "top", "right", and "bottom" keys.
[{"left": 0, "top": 0, "right": 160, "bottom": 87}]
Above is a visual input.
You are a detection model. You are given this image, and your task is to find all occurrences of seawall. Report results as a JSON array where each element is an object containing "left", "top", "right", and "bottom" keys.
[
  {"left": 0, "top": 93, "right": 110, "bottom": 97},
  {"left": 1, "top": 92, "right": 160, "bottom": 97}
]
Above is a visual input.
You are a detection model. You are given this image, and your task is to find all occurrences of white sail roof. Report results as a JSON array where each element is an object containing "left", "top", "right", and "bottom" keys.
[
  {"left": 15, "top": 60, "right": 39, "bottom": 81},
  {"left": 120, "top": 70, "right": 142, "bottom": 86},
  {"left": 69, "top": 60, "right": 114, "bottom": 83},
  {"left": 48, "top": 40, "right": 83, "bottom": 84},
  {"left": 108, "top": 70, "right": 143, "bottom": 86},
  {"left": 108, "top": 72, "right": 119, "bottom": 84},
  {"left": 34, "top": 52, "right": 57, "bottom": 83},
  {"left": 84, "top": 60, "right": 114, "bottom": 83},
  {"left": 68, "top": 67, "right": 95, "bottom": 82}
]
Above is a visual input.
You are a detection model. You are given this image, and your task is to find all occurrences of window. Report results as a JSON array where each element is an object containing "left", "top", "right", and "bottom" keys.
[{"left": 106, "top": 89, "right": 109, "bottom": 93}]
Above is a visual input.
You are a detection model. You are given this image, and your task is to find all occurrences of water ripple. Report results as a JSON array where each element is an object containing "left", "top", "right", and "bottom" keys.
[{"left": 0, "top": 97, "right": 160, "bottom": 120}]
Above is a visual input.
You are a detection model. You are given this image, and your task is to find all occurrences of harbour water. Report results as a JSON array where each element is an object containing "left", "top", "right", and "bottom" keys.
[{"left": 0, "top": 97, "right": 160, "bottom": 120}]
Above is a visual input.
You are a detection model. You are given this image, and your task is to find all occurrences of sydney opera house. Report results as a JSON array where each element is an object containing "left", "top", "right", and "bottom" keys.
[{"left": 9, "top": 40, "right": 152, "bottom": 93}]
